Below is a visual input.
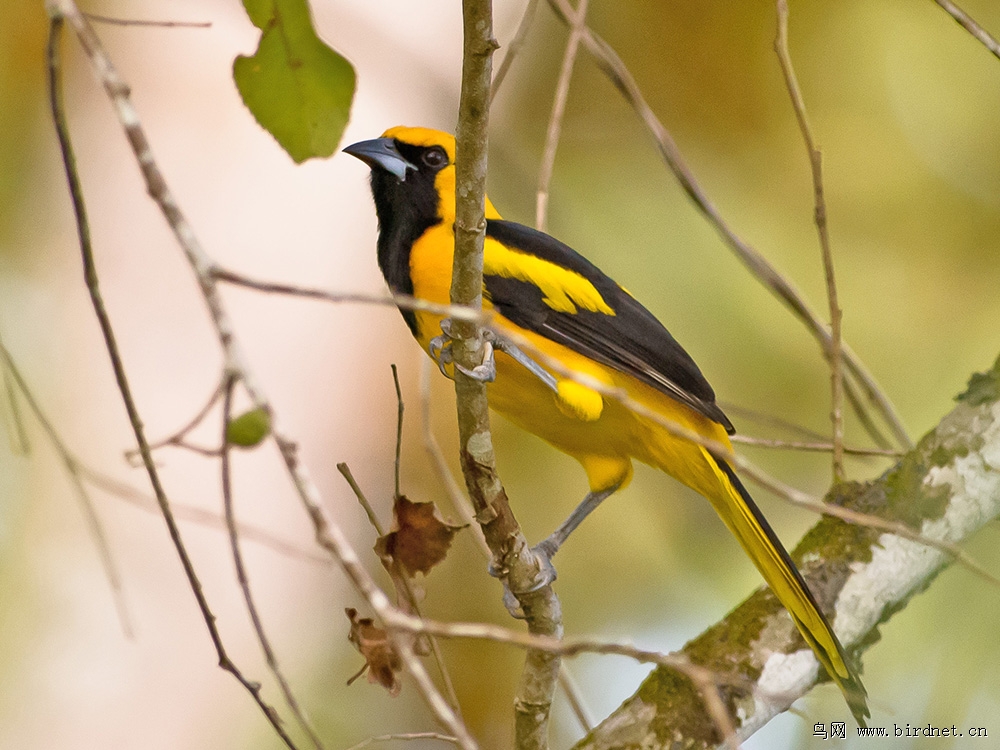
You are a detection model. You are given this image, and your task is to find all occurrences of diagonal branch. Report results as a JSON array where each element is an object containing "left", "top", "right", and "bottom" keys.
[
  {"left": 543, "top": 0, "right": 912, "bottom": 452},
  {"left": 571, "top": 357, "right": 1000, "bottom": 748},
  {"left": 0, "top": 335, "right": 134, "bottom": 638},
  {"left": 491, "top": 0, "right": 539, "bottom": 101},
  {"left": 932, "top": 0, "right": 1000, "bottom": 59},
  {"left": 46, "top": 2, "right": 475, "bottom": 745},
  {"left": 46, "top": 10, "right": 296, "bottom": 746}
]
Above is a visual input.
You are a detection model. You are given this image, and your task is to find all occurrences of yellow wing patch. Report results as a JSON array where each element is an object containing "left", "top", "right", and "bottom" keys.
[
  {"left": 485, "top": 238, "right": 616, "bottom": 316},
  {"left": 555, "top": 379, "right": 605, "bottom": 421}
]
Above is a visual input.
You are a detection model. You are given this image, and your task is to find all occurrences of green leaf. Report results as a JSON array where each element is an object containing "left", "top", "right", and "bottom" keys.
[
  {"left": 234, "top": 0, "right": 355, "bottom": 163},
  {"left": 227, "top": 407, "right": 272, "bottom": 447}
]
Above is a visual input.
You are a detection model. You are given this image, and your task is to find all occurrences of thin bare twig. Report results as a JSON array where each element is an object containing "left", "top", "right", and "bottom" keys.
[
  {"left": 214, "top": 267, "right": 488, "bottom": 326},
  {"left": 221, "top": 378, "right": 326, "bottom": 750},
  {"left": 730, "top": 433, "right": 901, "bottom": 458},
  {"left": 392, "top": 364, "right": 404, "bottom": 499},
  {"left": 1, "top": 347, "right": 30, "bottom": 454},
  {"left": 557, "top": 668, "right": 594, "bottom": 734},
  {"left": 933, "top": 0, "right": 1000, "bottom": 60},
  {"left": 83, "top": 12, "right": 211, "bottom": 29},
  {"left": 491, "top": 0, "right": 539, "bottom": 101},
  {"left": 380, "top": 612, "right": 739, "bottom": 750},
  {"left": 419, "top": 358, "right": 489, "bottom": 555},
  {"left": 543, "top": 0, "right": 912, "bottom": 452},
  {"left": 536, "top": 0, "right": 589, "bottom": 231},
  {"left": 774, "top": 0, "right": 845, "bottom": 482},
  {"left": 498, "top": 325, "right": 998, "bottom": 590},
  {"left": 141, "top": 378, "right": 225, "bottom": 452},
  {"left": 337, "top": 461, "right": 463, "bottom": 713},
  {"left": 718, "top": 401, "right": 833, "bottom": 442},
  {"left": 49, "top": 2, "right": 476, "bottom": 744},
  {"left": 0, "top": 336, "right": 133, "bottom": 637},
  {"left": 344, "top": 733, "right": 460, "bottom": 750},
  {"left": 841, "top": 378, "right": 893, "bottom": 450},
  {"left": 46, "top": 9, "right": 295, "bottom": 744},
  {"left": 338, "top": 463, "right": 385, "bottom": 535}
]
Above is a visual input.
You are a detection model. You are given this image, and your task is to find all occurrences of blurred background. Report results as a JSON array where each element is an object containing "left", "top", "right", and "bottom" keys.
[{"left": 2, "top": 0, "right": 999, "bottom": 748}]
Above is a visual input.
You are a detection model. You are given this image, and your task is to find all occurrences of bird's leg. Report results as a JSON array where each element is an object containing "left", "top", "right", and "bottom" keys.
[
  {"left": 534, "top": 483, "right": 621, "bottom": 566},
  {"left": 431, "top": 321, "right": 560, "bottom": 393},
  {"left": 491, "top": 483, "right": 621, "bottom": 618},
  {"left": 491, "top": 335, "right": 558, "bottom": 393}
]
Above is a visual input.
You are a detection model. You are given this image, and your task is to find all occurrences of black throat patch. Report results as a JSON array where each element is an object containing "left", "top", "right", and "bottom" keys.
[{"left": 368, "top": 141, "right": 445, "bottom": 336}]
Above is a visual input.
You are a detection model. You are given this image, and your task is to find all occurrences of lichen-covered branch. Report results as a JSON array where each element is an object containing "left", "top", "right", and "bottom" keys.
[{"left": 573, "top": 355, "right": 1000, "bottom": 749}]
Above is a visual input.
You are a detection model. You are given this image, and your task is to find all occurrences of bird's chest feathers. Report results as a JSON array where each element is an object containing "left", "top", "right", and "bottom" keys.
[
  {"left": 409, "top": 224, "right": 458, "bottom": 346},
  {"left": 409, "top": 224, "right": 456, "bottom": 304}
]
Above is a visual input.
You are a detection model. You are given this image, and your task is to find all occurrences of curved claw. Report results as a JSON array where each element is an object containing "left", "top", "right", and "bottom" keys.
[
  {"left": 428, "top": 334, "right": 454, "bottom": 379},
  {"left": 432, "top": 325, "right": 497, "bottom": 383}
]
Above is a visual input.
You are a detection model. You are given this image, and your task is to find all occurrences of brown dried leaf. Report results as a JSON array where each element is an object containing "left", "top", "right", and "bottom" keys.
[
  {"left": 374, "top": 495, "right": 467, "bottom": 576},
  {"left": 345, "top": 608, "right": 402, "bottom": 695}
]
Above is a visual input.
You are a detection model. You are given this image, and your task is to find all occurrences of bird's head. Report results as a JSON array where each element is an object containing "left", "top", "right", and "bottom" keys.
[{"left": 344, "top": 126, "right": 499, "bottom": 227}]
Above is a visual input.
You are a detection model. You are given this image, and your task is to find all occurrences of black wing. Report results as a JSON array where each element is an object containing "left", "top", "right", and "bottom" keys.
[{"left": 483, "top": 220, "right": 734, "bottom": 433}]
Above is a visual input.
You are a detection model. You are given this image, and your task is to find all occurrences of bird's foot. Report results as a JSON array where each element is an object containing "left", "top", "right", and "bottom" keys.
[
  {"left": 428, "top": 320, "right": 496, "bottom": 383},
  {"left": 488, "top": 539, "right": 559, "bottom": 619}
]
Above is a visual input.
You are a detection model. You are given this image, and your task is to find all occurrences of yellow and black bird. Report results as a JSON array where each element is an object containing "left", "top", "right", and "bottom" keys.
[{"left": 344, "top": 126, "right": 868, "bottom": 724}]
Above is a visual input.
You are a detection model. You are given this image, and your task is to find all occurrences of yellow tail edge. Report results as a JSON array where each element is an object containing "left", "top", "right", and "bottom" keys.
[{"left": 707, "top": 452, "right": 869, "bottom": 726}]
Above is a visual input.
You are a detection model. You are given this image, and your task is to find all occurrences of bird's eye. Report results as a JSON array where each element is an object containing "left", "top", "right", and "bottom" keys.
[{"left": 422, "top": 147, "right": 447, "bottom": 169}]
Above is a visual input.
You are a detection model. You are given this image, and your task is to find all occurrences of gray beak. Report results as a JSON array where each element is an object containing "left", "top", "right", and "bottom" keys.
[{"left": 343, "top": 137, "right": 416, "bottom": 181}]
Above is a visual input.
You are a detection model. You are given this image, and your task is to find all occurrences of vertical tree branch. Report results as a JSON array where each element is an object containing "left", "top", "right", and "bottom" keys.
[
  {"left": 453, "top": 3, "right": 563, "bottom": 749},
  {"left": 774, "top": 0, "right": 845, "bottom": 481}
]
